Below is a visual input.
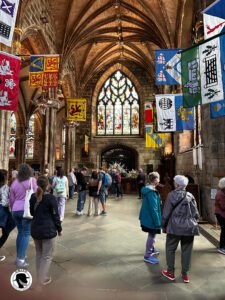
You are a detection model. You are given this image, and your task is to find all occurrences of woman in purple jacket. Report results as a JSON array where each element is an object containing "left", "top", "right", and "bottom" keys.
[{"left": 10, "top": 164, "right": 37, "bottom": 268}]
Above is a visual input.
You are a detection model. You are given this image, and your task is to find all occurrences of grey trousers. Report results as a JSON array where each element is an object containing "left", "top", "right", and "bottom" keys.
[
  {"left": 34, "top": 238, "right": 55, "bottom": 284},
  {"left": 166, "top": 234, "right": 194, "bottom": 275}
]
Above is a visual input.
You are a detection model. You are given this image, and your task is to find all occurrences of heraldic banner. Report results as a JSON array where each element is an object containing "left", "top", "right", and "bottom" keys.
[
  {"left": 155, "top": 94, "right": 194, "bottom": 132},
  {"left": 0, "top": 0, "right": 20, "bottom": 47},
  {"left": 182, "top": 33, "right": 225, "bottom": 107},
  {"left": 145, "top": 102, "right": 153, "bottom": 124},
  {"left": 155, "top": 49, "right": 181, "bottom": 85},
  {"left": 29, "top": 55, "right": 60, "bottom": 88},
  {"left": 145, "top": 125, "right": 165, "bottom": 148},
  {"left": 67, "top": 98, "right": 86, "bottom": 122},
  {"left": 0, "top": 51, "right": 21, "bottom": 111}
]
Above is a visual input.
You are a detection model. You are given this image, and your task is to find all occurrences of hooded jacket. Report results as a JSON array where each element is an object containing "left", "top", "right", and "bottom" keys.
[
  {"left": 162, "top": 189, "right": 199, "bottom": 236},
  {"left": 139, "top": 186, "right": 161, "bottom": 229}
]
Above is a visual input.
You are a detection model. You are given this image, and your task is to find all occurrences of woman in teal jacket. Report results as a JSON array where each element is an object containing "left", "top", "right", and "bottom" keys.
[{"left": 139, "top": 172, "right": 162, "bottom": 264}]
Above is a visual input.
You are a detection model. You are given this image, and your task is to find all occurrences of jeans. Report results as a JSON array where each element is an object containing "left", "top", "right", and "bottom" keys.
[
  {"left": 116, "top": 183, "right": 122, "bottom": 197},
  {"left": 12, "top": 211, "right": 31, "bottom": 260},
  {"left": 34, "top": 238, "right": 55, "bottom": 284},
  {"left": 166, "top": 234, "right": 194, "bottom": 275},
  {"left": 216, "top": 214, "right": 225, "bottom": 248},
  {"left": 145, "top": 233, "right": 156, "bottom": 257},
  {"left": 77, "top": 190, "right": 86, "bottom": 212},
  {"left": 69, "top": 184, "right": 75, "bottom": 199},
  {"left": 0, "top": 227, "right": 9, "bottom": 248},
  {"left": 56, "top": 197, "right": 66, "bottom": 221}
]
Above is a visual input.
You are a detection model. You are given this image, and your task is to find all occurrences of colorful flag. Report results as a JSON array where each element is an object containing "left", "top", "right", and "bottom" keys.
[
  {"left": 67, "top": 98, "right": 86, "bottom": 122},
  {"left": 0, "top": 51, "right": 21, "bottom": 111},
  {"left": 203, "top": 0, "right": 225, "bottom": 40},
  {"left": 145, "top": 102, "right": 153, "bottom": 124},
  {"left": 156, "top": 94, "right": 194, "bottom": 132},
  {"left": 145, "top": 125, "right": 165, "bottom": 148},
  {"left": 182, "top": 34, "right": 225, "bottom": 107},
  {"left": 29, "top": 55, "right": 60, "bottom": 88},
  {"left": 0, "top": 0, "right": 20, "bottom": 47},
  {"left": 210, "top": 99, "right": 225, "bottom": 118},
  {"left": 155, "top": 49, "right": 181, "bottom": 85}
]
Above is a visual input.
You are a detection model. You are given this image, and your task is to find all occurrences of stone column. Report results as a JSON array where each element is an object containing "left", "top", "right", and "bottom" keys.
[
  {"left": 71, "top": 126, "right": 76, "bottom": 167},
  {"left": 15, "top": 125, "right": 26, "bottom": 166},
  {"left": 47, "top": 105, "right": 58, "bottom": 175},
  {"left": 0, "top": 111, "right": 11, "bottom": 169}
]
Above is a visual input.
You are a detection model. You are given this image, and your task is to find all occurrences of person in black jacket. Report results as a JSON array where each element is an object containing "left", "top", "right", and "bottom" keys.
[
  {"left": 30, "top": 176, "right": 62, "bottom": 286},
  {"left": 137, "top": 169, "right": 146, "bottom": 199},
  {"left": 76, "top": 167, "right": 87, "bottom": 215}
]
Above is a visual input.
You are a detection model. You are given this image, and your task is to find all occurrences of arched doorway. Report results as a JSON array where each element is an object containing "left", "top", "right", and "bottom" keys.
[{"left": 101, "top": 145, "right": 138, "bottom": 171}]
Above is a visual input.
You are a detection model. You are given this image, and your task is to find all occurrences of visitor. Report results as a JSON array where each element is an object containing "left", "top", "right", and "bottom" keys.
[
  {"left": 162, "top": 175, "right": 199, "bottom": 283},
  {"left": 137, "top": 168, "right": 146, "bottom": 199},
  {"left": 110, "top": 169, "right": 117, "bottom": 196},
  {"left": 215, "top": 177, "right": 225, "bottom": 255},
  {"left": 52, "top": 169, "right": 68, "bottom": 222},
  {"left": 10, "top": 163, "right": 38, "bottom": 268},
  {"left": 97, "top": 167, "right": 107, "bottom": 215},
  {"left": 115, "top": 170, "right": 123, "bottom": 198},
  {"left": 30, "top": 176, "right": 62, "bottom": 286},
  {"left": 76, "top": 167, "right": 87, "bottom": 215},
  {"left": 0, "top": 169, "right": 15, "bottom": 262},
  {"left": 87, "top": 170, "right": 99, "bottom": 216},
  {"left": 68, "top": 168, "right": 77, "bottom": 199},
  {"left": 139, "top": 172, "right": 161, "bottom": 264},
  {"left": 11, "top": 166, "right": 18, "bottom": 181}
]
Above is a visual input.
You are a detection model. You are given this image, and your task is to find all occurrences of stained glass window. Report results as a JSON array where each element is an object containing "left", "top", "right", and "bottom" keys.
[
  {"left": 25, "top": 115, "right": 35, "bottom": 159},
  {"left": 9, "top": 112, "right": 16, "bottom": 159},
  {"left": 97, "top": 70, "right": 140, "bottom": 135}
]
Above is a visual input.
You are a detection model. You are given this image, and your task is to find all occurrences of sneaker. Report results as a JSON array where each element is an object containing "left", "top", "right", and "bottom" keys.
[
  {"left": 162, "top": 270, "right": 175, "bottom": 281},
  {"left": 144, "top": 256, "right": 159, "bottom": 264},
  {"left": 16, "top": 259, "right": 29, "bottom": 268},
  {"left": 100, "top": 211, "right": 107, "bottom": 216},
  {"left": 42, "top": 277, "right": 52, "bottom": 286},
  {"left": 76, "top": 210, "right": 83, "bottom": 216},
  {"left": 182, "top": 274, "right": 190, "bottom": 283},
  {"left": 151, "top": 248, "right": 160, "bottom": 256},
  {"left": 218, "top": 248, "right": 225, "bottom": 255},
  {"left": 0, "top": 255, "right": 5, "bottom": 262}
]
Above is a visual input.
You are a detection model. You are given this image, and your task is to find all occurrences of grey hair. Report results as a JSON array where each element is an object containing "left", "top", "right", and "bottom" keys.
[
  {"left": 148, "top": 172, "right": 160, "bottom": 183},
  {"left": 218, "top": 178, "right": 225, "bottom": 189}
]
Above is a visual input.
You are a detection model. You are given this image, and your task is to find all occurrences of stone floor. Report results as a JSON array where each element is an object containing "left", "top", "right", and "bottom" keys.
[{"left": 1, "top": 194, "right": 225, "bottom": 300}]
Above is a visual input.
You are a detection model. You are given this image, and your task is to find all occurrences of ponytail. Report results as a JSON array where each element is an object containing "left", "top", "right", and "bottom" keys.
[
  {"left": 36, "top": 186, "right": 44, "bottom": 201},
  {"left": 36, "top": 175, "right": 49, "bottom": 201}
]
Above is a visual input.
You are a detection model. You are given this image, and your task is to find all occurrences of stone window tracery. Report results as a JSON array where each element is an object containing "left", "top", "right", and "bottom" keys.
[{"left": 97, "top": 70, "right": 140, "bottom": 136}]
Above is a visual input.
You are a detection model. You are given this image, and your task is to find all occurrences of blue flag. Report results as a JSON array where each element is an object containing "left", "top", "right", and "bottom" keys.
[
  {"left": 155, "top": 49, "right": 181, "bottom": 85},
  {"left": 210, "top": 99, "right": 225, "bottom": 118},
  {"left": 175, "top": 96, "right": 194, "bottom": 130}
]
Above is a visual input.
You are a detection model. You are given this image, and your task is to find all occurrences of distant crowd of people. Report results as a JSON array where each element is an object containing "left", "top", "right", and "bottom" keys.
[{"left": 0, "top": 164, "right": 225, "bottom": 288}]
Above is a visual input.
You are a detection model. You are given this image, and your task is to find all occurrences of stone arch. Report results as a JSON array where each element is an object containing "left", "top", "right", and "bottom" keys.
[{"left": 91, "top": 63, "right": 143, "bottom": 137}]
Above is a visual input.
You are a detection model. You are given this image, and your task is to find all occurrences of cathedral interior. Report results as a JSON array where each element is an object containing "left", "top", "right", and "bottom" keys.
[{"left": 1, "top": 0, "right": 225, "bottom": 298}]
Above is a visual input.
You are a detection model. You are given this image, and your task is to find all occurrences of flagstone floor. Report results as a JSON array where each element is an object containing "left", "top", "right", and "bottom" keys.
[{"left": 1, "top": 194, "right": 225, "bottom": 300}]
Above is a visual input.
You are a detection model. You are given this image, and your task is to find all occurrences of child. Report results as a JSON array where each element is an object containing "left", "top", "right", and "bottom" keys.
[{"left": 139, "top": 172, "right": 162, "bottom": 264}]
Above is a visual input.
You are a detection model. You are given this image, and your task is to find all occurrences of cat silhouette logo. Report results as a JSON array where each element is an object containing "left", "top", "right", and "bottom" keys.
[{"left": 10, "top": 269, "right": 32, "bottom": 291}]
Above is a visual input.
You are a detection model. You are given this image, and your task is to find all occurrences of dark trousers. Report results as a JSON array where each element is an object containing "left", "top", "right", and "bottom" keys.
[
  {"left": 116, "top": 183, "right": 122, "bottom": 197},
  {"left": 216, "top": 214, "right": 225, "bottom": 248},
  {"left": 0, "top": 227, "right": 9, "bottom": 248},
  {"left": 166, "top": 234, "right": 194, "bottom": 275},
  {"left": 138, "top": 183, "right": 145, "bottom": 198}
]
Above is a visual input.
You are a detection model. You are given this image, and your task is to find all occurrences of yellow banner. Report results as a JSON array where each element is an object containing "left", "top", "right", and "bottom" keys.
[
  {"left": 67, "top": 98, "right": 86, "bottom": 121},
  {"left": 146, "top": 125, "right": 165, "bottom": 148}
]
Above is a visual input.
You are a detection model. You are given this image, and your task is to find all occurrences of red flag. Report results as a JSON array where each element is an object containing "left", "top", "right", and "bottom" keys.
[
  {"left": 145, "top": 102, "right": 153, "bottom": 124},
  {"left": 0, "top": 51, "right": 21, "bottom": 112}
]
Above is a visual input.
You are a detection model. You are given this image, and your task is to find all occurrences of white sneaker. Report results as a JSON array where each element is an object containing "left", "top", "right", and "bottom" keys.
[{"left": 76, "top": 210, "right": 83, "bottom": 216}]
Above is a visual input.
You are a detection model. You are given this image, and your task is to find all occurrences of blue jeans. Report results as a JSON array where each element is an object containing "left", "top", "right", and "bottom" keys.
[
  {"left": 69, "top": 184, "right": 75, "bottom": 199},
  {"left": 77, "top": 190, "right": 86, "bottom": 212},
  {"left": 13, "top": 211, "right": 31, "bottom": 260}
]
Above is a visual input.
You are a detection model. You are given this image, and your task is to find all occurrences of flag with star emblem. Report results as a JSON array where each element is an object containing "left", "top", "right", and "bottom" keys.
[
  {"left": 0, "top": 0, "right": 20, "bottom": 47},
  {"left": 0, "top": 51, "right": 21, "bottom": 111}
]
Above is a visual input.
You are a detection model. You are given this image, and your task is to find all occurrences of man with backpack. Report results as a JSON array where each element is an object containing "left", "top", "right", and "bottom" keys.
[{"left": 97, "top": 167, "right": 107, "bottom": 216}]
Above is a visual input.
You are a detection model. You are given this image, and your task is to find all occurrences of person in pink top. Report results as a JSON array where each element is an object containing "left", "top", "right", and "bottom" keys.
[{"left": 10, "top": 163, "right": 37, "bottom": 268}]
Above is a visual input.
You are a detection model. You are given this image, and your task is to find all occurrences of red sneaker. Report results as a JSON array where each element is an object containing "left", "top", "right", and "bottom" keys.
[
  {"left": 182, "top": 274, "right": 190, "bottom": 283},
  {"left": 162, "top": 270, "right": 175, "bottom": 281}
]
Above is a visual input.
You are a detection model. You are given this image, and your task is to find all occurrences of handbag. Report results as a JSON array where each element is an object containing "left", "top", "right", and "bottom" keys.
[{"left": 23, "top": 178, "right": 34, "bottom": 219}]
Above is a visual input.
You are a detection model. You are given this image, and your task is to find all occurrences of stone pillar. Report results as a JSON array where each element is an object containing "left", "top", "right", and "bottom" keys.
[
  {"left": 43, "top": 107, "right": 50, "bottom": 168},
  {"left": 48, "top": 105, "right": 57, "bottom": 175},
  {"left": 71, "top": 126, "right": 76, "bottom": 167},
  {"left": 0, "top": 111, "right": 11, "bottom": 169},
  {"left": 16, "top": 125, "right": 26, "bottom": 166}
]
